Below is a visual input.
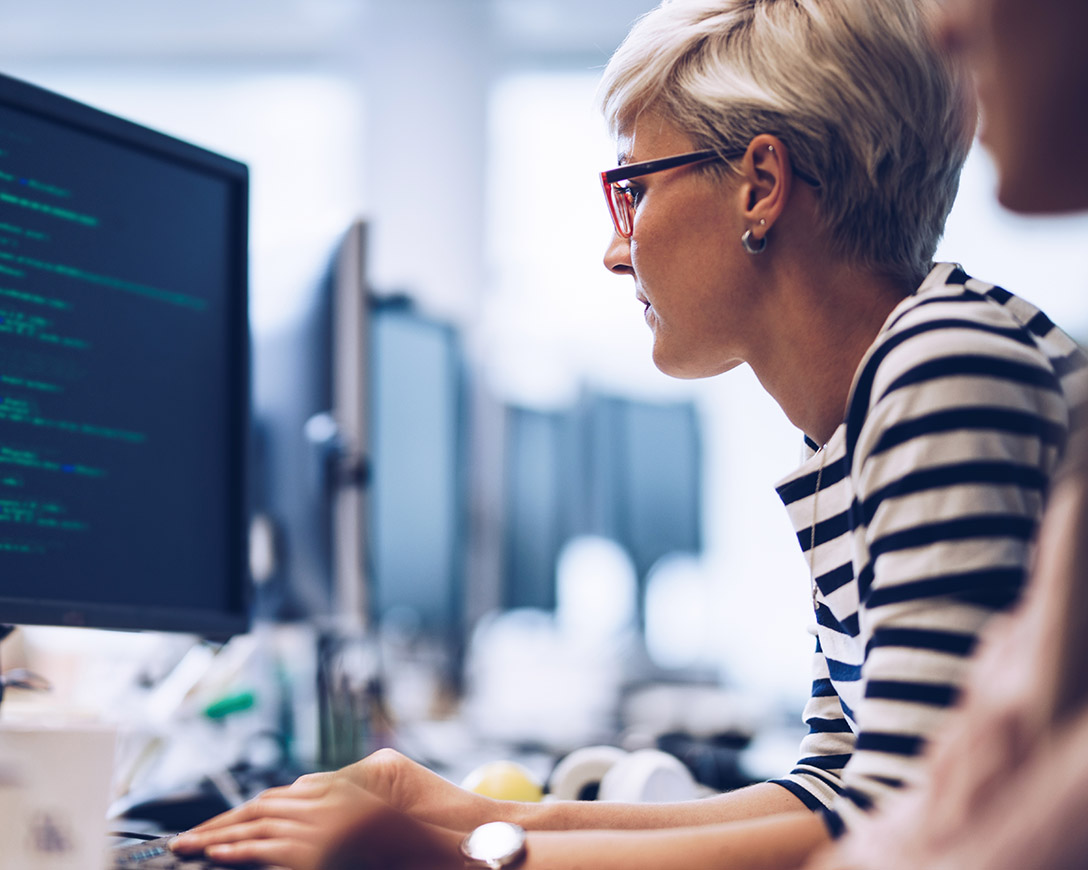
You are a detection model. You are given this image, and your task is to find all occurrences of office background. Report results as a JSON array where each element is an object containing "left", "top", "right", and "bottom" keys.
[{"left": 2, "top": 0, "right": 1087, "bottom": 748}]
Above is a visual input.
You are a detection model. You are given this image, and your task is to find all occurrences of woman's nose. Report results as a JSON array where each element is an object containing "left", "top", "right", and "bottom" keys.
[{"left": 603, "top": 230, "right": 633, "bottom": 275}]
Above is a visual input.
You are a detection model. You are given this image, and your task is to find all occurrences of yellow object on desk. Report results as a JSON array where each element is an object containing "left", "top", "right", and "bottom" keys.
[{"left": 461, "top": 760, "right": 544, "bottom": 802}]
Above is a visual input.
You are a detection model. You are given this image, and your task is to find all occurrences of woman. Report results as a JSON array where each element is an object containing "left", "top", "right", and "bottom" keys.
[
  {"left": 805, "top": 0, "right": 1088, "bottom": 866},
  {"left": 171, "top": 1, "right": 1084, "bottom": 867}
]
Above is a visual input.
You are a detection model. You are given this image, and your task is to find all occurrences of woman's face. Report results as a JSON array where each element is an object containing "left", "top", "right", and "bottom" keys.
[
  {"left": 602, "top": 115, "right": 763, "bottom": 380},
  {"left": 939, "top": 0, "right": 1088, "bottom": 212}
]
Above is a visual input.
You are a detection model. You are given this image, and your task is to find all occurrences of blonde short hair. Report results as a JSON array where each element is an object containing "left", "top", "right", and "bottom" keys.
[{"left": 599, "top": 0, "right": 975, "bottom": 283}]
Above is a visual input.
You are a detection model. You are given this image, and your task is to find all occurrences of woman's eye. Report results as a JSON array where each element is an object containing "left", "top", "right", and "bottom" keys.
[{"left": 621, "top": 183, "right": 644, "bottom": 206}]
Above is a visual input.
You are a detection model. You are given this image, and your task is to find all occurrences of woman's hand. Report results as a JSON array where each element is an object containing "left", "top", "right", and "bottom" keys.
[
  {"left": 328, "top": 748, "right": 513, "bottom": 830},
  {"left": 170, "top": 771, "right": 463, "bottom": 870}
]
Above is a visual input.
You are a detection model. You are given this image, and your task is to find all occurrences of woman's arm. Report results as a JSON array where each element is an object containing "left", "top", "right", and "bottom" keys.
[
  {"left": 172, "top": 770, "right": 828, "bottom": 870},
  {"left": 521, "top": 781, "right": 812, "bottom": 831},
  {"left": 187, "top": 748, "right": 811, "bottom": 836},
  {"left": 525, "top": 812, "right": 827, "bottom": 870}
]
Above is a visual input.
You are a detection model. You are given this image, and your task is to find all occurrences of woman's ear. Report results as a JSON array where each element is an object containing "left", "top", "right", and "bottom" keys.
[{"left": 736, "top": 133, "right": 792, "bottom": 243}]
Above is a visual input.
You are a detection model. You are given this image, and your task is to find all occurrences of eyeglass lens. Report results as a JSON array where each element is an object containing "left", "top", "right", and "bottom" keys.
[{"left": 612, "top": 185, "right": 634, "bottom": 237}]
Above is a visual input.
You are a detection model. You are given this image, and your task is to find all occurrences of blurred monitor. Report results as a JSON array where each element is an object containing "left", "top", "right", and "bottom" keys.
[
  {"left": 501, "top": 405, "right": 582, "bottom": 611},
  {"left": 586, "top": 395, "right": 703, "bottom": 587},
  {"left": 368, "top": 298, "right": 468, "bottom": 651},
  {"left": 250, "top": 220, "right": 368, "bottom": 625},
  {"left": 252, "top": 238, "right": 469, "bottom": 660},
  {"left": 0, "top": 72, "right": 250, "bottom": 639},
  {"left": 501, "top": 393, "right": 702, "bottom": 616}
]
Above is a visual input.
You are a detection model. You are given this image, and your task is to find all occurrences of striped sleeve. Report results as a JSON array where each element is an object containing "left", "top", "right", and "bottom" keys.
[
  {"left": 772, "top": 449, "right": 860, "bottom": 812},
  {"left": 826, "top": 288, "right": 1071, "bottom": 831},
  {"left": 772, "top": 637, "right": 855, "bottom": 812}
]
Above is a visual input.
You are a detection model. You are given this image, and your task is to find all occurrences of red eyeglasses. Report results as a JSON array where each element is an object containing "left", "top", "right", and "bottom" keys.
[{"left": 600, "top": 147, "right": 820, "bottom": 238}]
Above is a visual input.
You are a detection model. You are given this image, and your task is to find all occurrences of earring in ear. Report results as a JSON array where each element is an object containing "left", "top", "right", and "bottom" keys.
[
  {"left": 742, "top": 220, "right": 767, "bottom": 255},
  {"left": 741, "top": 228, "right": 767, "bottom": 255}
]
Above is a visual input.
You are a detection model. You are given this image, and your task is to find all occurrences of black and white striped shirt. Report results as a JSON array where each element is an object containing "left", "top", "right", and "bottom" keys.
[{"left": 771, "top": 262, "right": 1087, "bottom": 835}]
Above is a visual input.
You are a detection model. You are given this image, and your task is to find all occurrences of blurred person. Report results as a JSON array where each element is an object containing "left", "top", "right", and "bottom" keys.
[
  {"left": 171, "top": 1, "right": 1087, "bottom": 867},
  {"left": 804, "top": 0, "right": 1088, "bottom": 867}
]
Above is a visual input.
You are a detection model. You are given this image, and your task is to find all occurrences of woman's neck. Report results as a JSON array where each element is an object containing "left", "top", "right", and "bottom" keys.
[{"left": 748, "top": 264, "right": 915, "bottom": 446}]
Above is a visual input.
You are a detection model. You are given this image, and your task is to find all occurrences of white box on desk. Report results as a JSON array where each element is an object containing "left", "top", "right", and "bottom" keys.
[{"left": 0, "top": 722, "right": 116, "bottom": 870}]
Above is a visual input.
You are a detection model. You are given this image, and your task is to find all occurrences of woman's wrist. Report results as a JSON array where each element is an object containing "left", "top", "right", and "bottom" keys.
[
  {"left": 460, "top": 795, "right": 543, "bottom": 831},
  {"left": 502, "top": 797, "right": 545, "bottom": 829}
]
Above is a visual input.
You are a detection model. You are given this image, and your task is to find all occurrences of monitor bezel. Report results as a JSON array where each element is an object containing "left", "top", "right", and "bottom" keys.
[{"left": 0, "top": 72, "right": 251, "bottom": 641}]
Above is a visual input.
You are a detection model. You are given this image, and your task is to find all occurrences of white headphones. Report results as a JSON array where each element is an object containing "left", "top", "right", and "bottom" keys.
[{"left": 548, "top": 745, "right": 700, "bottom": 803}]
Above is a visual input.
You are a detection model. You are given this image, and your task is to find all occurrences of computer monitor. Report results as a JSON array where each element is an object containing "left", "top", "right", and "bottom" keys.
[
  {"left": 250, "top": 235, "right": 469, "bottom": 653},
  {"left": 585, "top": 394, "right": 703, "bottom": 587},
  {"left": 500, "top": 393, "right": 703, "bottom": 617},
  {"left": 368, "top": 297, "right": 468, "bottom": 651},
  {"left": 250, "top": 220, "right": 369, "bottom": 627},
  {"left": 501, "top": 404, "right": 582, "bottom": 611},
  {"left": 0, "top": 73, "right": 250, "bottom": 640}
]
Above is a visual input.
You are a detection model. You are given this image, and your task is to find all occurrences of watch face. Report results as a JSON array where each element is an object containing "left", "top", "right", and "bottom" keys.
[{"left": 461, "top": 822, "right": 527, "bottom": 865}]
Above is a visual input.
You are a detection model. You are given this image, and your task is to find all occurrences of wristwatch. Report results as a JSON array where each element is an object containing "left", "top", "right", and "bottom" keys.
[{"left": 460, "top": 822, "right": 528, "bottom": 869}]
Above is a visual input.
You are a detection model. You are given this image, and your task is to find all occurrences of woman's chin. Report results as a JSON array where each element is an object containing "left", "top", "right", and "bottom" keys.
[{"left": 652, "top": 350, "right": 741, "bottom": 380}]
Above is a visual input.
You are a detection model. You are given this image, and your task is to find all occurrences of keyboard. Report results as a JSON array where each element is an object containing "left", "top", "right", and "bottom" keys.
[{"left": 110, "top": 835, "right": 265, "bottom": 870}]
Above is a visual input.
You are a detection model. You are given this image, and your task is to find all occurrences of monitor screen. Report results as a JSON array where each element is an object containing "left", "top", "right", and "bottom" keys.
[
  {"left": 369, "top": 298, "right": 467, "bottom": 645},
  {"left": 501, "top": 405, "right": 581, "bottom": 612},
  {"left": 586, "top": 395, "right": 702, "bottom": 586},
  {"left": 500, "top": 393, "right": 702, "bottom": 615},
  {"left": 0, "top": 73, "right": 250, "bottom": 638}
]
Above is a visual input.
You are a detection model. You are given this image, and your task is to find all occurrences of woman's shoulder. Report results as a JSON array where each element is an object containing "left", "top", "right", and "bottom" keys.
[
  {"left": 859, "top": 263, "right": 1082, "bottom": 392},
  {"left": 881, "top": 263, "right": 1079, "bottom": 362},
  {"left": 842, "top": 263, "right": 1086, "bottom": 460}
]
